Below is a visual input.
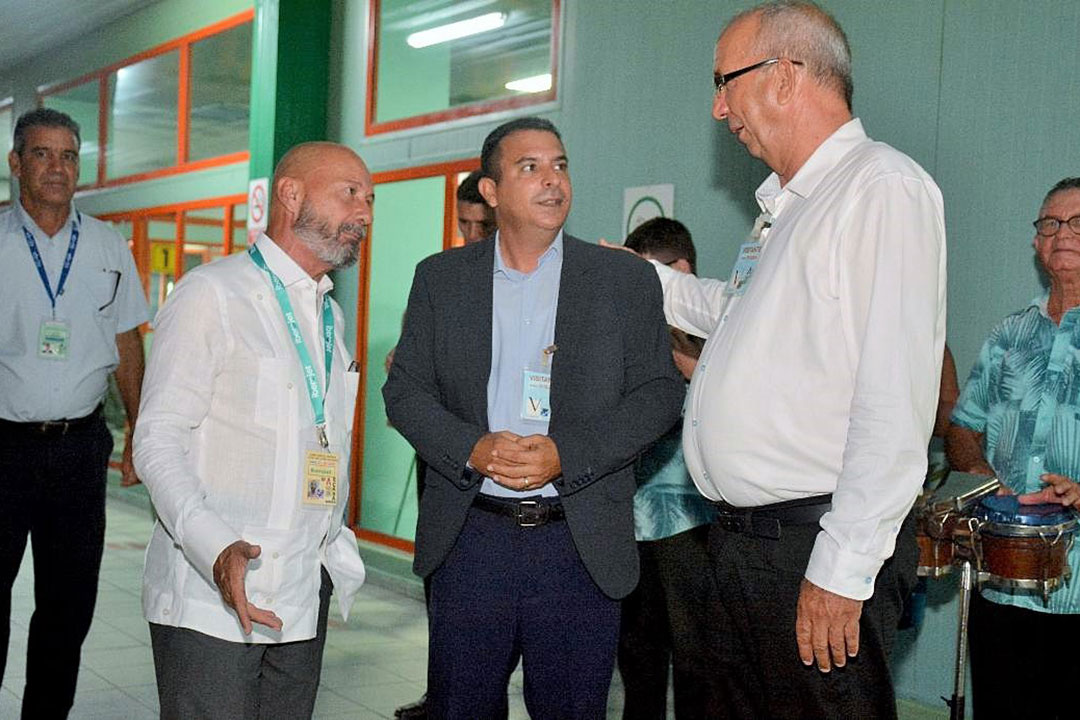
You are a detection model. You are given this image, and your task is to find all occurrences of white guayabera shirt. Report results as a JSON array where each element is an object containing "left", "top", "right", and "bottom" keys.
[{"left": 135, "top": 234, "right": 365, "bottom": 643}]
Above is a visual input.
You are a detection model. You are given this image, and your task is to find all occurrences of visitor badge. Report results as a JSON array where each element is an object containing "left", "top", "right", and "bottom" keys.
[
  {"left": 723, "top": 241, "right": 762, "bottom": 296},
  {"left": 302, "top": 446, "right": 339, "bottom": 508},
  {"left": 521, "top": 369, "right": 552, "bottom": 421},
  {"left": 38, "top": 318, "right": 71, "bottom": 360}
]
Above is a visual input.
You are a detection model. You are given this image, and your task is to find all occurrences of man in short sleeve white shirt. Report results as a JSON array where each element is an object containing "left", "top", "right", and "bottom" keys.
[
  {"left": 0, "top": 108, "right": 149, "bottom": 718},
  {"left": 634, "top": 4, "right": 946, "bottom": 718},
  {"left": 134, "top": 142, "right": 371, "bottom": 720}
]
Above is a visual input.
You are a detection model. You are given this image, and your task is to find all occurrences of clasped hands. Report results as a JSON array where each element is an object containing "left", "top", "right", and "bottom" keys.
[{"left": 469, "top": 431, "right": 562, "bottom": 492}]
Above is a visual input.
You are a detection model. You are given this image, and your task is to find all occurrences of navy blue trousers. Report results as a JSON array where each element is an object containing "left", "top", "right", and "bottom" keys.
[{"left": 427, "top": 503, "right": 621, "bottom": 720}]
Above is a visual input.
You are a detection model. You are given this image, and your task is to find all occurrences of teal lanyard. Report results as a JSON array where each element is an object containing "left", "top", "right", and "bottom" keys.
[{"left": 249, "top": 245, "right": 335, "bottom": 447}]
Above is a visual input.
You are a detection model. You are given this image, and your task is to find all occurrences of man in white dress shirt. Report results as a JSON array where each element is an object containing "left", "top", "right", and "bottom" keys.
[
  {"left": 134, "top": 142, "right": 371, "bottom": 719},
  {"left": 643, "top": 3, "right": 946, "bottom": 717}
]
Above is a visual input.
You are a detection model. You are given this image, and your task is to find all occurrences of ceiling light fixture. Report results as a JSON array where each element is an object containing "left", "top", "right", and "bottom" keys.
[
  {"left": 406, "top": 12, "right": 507, "bottom": 49},
  {"left": 504, "top": 73, "right": 552, "bottom": 93}
]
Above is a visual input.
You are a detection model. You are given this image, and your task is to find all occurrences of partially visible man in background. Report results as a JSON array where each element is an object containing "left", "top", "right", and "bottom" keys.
[{"left": 617, "top": 217, "right": 719, "bottom": 720}]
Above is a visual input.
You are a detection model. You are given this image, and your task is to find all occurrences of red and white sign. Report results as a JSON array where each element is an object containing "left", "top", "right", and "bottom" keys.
[{"left": 247, "top": 177, "right": 270, "bottom": 245}]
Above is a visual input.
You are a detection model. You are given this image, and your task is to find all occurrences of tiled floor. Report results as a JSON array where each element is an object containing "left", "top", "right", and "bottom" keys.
[
  {"left": 0, "top": 498, "right": 631, "bottom": 719},
  {"left": 3, "top": 495, "right": 945, "bottom": 719}
]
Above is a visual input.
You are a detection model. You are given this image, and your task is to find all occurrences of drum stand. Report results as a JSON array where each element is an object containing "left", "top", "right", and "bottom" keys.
[{"left": 945, "top": 559, "right": 974, "bottom": 720}]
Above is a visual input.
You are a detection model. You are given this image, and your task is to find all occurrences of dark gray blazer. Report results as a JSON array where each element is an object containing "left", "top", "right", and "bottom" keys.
[{"left": 383, "top": 234, "right": 684, "bottom": 599}]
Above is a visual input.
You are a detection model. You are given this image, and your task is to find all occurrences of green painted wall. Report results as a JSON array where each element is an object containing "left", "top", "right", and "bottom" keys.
[{"left": 358, "top": 175, "right": 445, "bottom": 539}]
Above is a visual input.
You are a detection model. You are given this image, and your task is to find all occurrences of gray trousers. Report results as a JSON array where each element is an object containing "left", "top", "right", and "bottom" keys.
[{"left": 150, "top": 568, "right": 333, "bottom": 720}]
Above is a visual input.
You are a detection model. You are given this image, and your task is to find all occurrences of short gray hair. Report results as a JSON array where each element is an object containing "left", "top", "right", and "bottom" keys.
[
  {"left": 1043, "top": 177, "right": 1080, "bottom": 207},
  {"left": 730, "top": 1, "right": 853, "bottom": 109},
  {"left": 13, "top": 107, "right": 81, "bottom": 154}
]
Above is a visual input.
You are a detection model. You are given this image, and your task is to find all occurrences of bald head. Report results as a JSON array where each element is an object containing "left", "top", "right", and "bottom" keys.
[{"left": 267, "top": 141, "right": 374, "bottom": 279}]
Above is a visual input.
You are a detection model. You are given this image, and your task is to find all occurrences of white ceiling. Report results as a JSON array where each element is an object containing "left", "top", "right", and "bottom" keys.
[{"left": 0, "top": 0, "right": 160, "bottom": 73}]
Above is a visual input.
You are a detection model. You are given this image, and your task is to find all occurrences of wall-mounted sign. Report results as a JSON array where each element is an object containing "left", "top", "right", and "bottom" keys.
[
  {"left": 150, "top": 241, "right": 177, "bottom": 275},
  {"left": 247, "top": 177, "right": 270, "bottom": 245},
  {"left": 623, "top": 184, "right": 674, "bottom": 238}
]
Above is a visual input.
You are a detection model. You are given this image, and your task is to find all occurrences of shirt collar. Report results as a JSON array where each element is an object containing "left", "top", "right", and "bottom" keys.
[
  {"left": 15, "top": 198, "right": 79, "bottom": 240},
  {"left": 254, "top": 232, "right": 334, "bottom": 294},
  {"left": 1031, "top": 292, "right": 1080, "bottom": 323},
  {"left": 493, "top": 229, "right": 564, "bottom": 277},
  {"left": 755, "top": 117, "right": 868, "bottom": 216}
]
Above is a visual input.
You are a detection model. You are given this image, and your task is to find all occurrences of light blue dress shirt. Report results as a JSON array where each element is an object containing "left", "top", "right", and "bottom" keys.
[
  {"left": 481, "top": 231, "right": 563, "bottom": 498},
  {"left": 633, "top": 418, "right": 716, "bottom": 542},
  {"left": 952, "top": 295, "right": 1080, "bottom": 614}
]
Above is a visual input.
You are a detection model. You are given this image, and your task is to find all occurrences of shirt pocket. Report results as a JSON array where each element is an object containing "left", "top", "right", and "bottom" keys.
[
  {"left": 241, "top": 526, "right": 314, "bottom": 607},
  {"left": 78, "top": 267, "right": 124, "bottom": 322},
  {"left": 253, "top": 358, "right": 292, "bottom": 429}
]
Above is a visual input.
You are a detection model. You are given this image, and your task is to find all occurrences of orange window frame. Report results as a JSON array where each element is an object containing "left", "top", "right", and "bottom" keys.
[
  {"left": 36, "top": 9, "right": 253, "bottom": 191},
  {"left": 364, "top": 0, "right": 561, "bottom": 136},
  {"left": 348, "top": 158, "right": 481, "bottom": 553},
  {"left": 98, "top": 193, "right": 247, "bottom": 298}
]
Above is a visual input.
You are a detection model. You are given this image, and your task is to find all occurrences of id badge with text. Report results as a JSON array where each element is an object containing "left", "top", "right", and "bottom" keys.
[
  {"left": 38, "top": 318, "right": 71, "bottom": 360},
  {"left": 302, "top": 445, "right": 340, "bottom": 508}
]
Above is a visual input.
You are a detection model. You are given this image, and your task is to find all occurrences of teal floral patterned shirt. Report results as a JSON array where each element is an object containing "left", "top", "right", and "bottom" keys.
[
  {"left": 951, "top": 295, "right": 1080, "bottom": 614},
  {"left": 633, "top": 420, "right": 715, "bottom": 542}
]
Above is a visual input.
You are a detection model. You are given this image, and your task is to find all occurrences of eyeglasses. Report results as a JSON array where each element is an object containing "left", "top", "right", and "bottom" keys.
[
  {"left": 714, "top": 58, "right": 803, "bottom": 93},
  {"left": 1033, "top": 215, "right": 1080, "bottom": 237}
]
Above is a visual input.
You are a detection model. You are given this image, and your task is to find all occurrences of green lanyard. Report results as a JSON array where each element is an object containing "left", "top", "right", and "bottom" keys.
[{"left": 249, "top": 245, "right": 335, "bottom": 448}]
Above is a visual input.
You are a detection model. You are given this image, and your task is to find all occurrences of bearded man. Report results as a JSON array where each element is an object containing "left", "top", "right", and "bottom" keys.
[{"left": 134, "top": 142, "right": 371, "bottom": 720}]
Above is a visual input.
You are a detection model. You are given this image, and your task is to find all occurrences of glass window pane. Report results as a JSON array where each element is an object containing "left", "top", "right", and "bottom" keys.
[
  {"left": 231, "top": 203, "right": 249, "bottom": 252},
  {"left": 189, "top": 22, "right": 252, "bottom": 162},
  {"left": 374, "top": 0, "right": 554, "bottom": 126},
  {"left": 0, "top": 105, "right": 11, "bottom": 202},
  {"left": 359, "top": 174, "right": 445, "bottom": 540},
  {"left": 41, "top": 82, "right": 100, "bottom": 187},
  {"left": 106, "top": 52, "right": 179, "bottom": 179}
]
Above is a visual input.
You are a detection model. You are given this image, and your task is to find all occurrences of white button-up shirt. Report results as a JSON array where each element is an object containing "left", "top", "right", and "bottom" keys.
[
  {"left": 0, "top": 200, "right": 148, "bottom": 421},
  {"left": 657, "top": 119, "right": 946, "bottom": 600},
  {"left": 135, "top": 234, "right": 365, "bottom": 643}
]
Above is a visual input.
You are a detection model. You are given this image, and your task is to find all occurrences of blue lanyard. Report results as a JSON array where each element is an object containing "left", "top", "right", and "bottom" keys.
[
  {"left": 249, "top": 245, "right": 335, "bottom": 447},
  {"left": 22, "top": 212, "right": 81, "bottom": 318}
]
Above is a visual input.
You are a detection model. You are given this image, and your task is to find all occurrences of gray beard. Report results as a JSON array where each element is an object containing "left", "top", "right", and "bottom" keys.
[{"left": 293, "top": 203, "right": 366, "bottom": 269}]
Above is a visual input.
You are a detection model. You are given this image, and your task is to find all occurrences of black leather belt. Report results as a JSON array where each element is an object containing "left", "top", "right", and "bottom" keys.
[
  {"left": 0, "top": 405, "right": 104, "bottom": 437},
  {"left": 472, "top": 494, "right": 566, "bottom": 527},
  {"left": 714, "top": 494, "right": 832, "bottom": 540}
]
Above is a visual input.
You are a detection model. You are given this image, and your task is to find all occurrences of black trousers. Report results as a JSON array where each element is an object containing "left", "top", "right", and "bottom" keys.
[
  {"left": 150, "top": 568, "right": 333, "bottom": 720},
  {"left": 618, "top": 524, "right": 721, "bottom": 720},
  {"left": 0, "top": 415, "right": 112, "bottom": 719},
  {"left": 969, "top": 592, "right": 1080, "bottom": 719},
  {"left": 427, "top": 506, "right": 621, "bottom": 720},
  {"left": 705, "top": 516, "right": 917, "bottom": 720}
]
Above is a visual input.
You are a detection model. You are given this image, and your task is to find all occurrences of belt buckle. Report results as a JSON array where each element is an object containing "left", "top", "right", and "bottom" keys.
[
  {"left": 39, "top": 420, "right": 69, "bottom": 435},
  {"left": 515, "top": 500, "right": 546, "bottom": 527},
  {"left": 717, "top": 511, "right": 745, "bottom": 534}
]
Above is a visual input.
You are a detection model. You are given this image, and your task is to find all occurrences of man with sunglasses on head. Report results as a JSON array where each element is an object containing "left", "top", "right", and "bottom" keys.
[
  {"left": 0, "top": 107, "right": 149, "bottom": 718},
  {"left": 947, "top": 177, "right": 1080, "bottom": 720},
  {"left": 631, "top": 2, "right": 946, "bottom": 717}
]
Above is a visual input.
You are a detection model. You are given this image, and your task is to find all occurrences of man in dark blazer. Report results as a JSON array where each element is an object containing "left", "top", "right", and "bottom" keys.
[{"left": 383, "top": 117, "right": 684, "bottom": 719}]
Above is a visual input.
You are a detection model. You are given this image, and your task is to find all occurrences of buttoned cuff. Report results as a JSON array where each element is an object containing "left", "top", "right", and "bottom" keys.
[
  {"left": 804, "top": 530, "right": 884, "bottom": 602},
  {"left": 182, "top": 508, "right": 243, "bottom": 584}
]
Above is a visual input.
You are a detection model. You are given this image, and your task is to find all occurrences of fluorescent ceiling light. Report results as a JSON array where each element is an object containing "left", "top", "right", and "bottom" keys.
[
  {"left": 505, "top": 73, "right": 552, "bottom": 93},
  {"left": 407, "top": 12, "right": 506, "bottom": 49}
]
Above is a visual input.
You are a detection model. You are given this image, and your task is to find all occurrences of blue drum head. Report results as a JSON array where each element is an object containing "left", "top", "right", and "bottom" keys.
[{"left": 977, "top": 494, "right": 1074, "bottom": 526}]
